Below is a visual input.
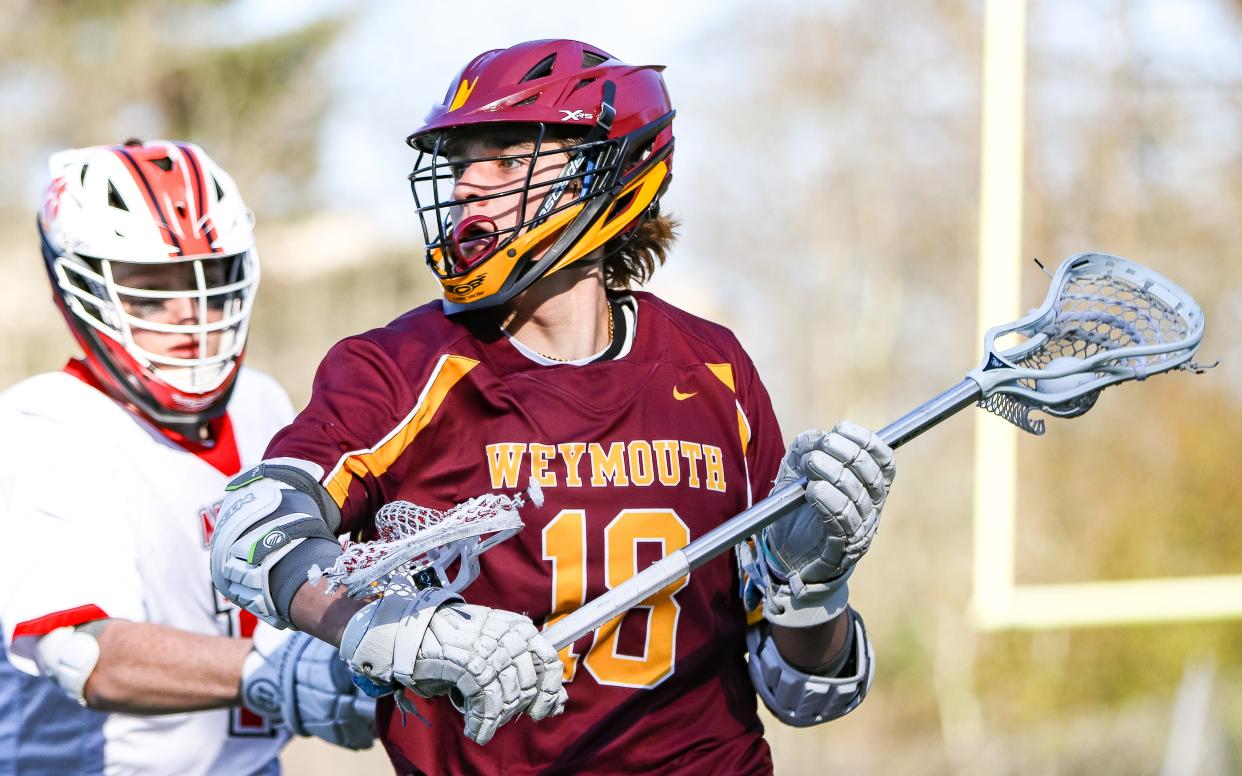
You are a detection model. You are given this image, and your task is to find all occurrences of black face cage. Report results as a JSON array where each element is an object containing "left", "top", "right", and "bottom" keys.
[{"left": 408, "top": 125, "right": 627, "bottom": 279}]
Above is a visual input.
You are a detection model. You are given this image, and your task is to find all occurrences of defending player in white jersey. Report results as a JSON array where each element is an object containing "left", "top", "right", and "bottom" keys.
[{"left": 0, "top": 140, "right": 374, "bottom": 775}]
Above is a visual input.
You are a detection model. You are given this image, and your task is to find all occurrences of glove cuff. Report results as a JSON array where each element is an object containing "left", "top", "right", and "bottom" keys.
[
  {"left": 762, "top": 567, "right": 853, "bottom": 628},
  {"left": 339, "top": 587, "right": 462, "bottom": 688},
  {"left": 276, "top": 631, "right": 318, "bottom": 735},
  {"left": 240, "top": 625, "right": 293, "bottom": 721}
]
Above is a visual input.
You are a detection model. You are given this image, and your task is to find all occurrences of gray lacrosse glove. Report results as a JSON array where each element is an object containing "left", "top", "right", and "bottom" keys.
[
  {"left": 760, "top": 421, "right": 895, "bottom": 628},
  {"left": 339, "top": 584, "right": 566, "bottom": 745},
  {"left": 241, "top": 625, "right": 377, "bottom": 750}
]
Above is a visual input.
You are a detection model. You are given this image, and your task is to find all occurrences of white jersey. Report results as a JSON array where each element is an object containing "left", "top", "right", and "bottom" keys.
[{"left": 0, "top": 366, "right": 295, "bottom": 776}]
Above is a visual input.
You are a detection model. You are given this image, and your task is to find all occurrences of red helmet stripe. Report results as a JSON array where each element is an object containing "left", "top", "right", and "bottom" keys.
[
  {"left": 153, "top": 145, "right": 212, "bottom": 256},
  {"left": 114, "top": 147, "right": 184, "bottom": 256},
  {"left": 175, "top": 143, "right": 221, "bottom": 252}
]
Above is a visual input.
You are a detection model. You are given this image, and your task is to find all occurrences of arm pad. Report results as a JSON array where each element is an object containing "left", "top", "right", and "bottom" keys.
[
  {"left": 746, "top": 608, "right": 874, "bottom": 727},
  {"left": 33, "top": 623, "right": 104, "bottom": 706},
  {"left": 210, "top": 458, "right": 343, "bottom": 629}
]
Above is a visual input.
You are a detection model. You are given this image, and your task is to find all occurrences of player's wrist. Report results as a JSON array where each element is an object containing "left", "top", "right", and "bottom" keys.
[
  {"left": 769, "top": 609, "right": 857, "bottom": 676},
  {"left": 762, "top": 568, "right": 852, "bottom": 628},
  {"left": 269, "top": 537, "right": 345, "bottom": 624}
]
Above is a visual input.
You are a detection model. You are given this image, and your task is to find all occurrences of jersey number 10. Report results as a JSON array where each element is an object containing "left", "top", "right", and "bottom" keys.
[{"left": 541, "top": 509, "right": 689, "bottom": 689}]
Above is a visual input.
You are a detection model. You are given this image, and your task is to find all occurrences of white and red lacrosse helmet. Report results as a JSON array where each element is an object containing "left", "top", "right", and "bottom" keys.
[{"left": 37, "top": 139, "right": 259, "bottom": 436}]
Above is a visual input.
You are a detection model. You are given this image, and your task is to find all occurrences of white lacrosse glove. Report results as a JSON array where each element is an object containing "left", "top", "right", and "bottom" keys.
[
  {"left": 759, "top": 421, "right": 895, "bottom": 628},
  {"left": 242, "top": 625, "right": 376, "bottom": 750},
  {"left": 339, "top": 584, "right": 566, "bottom": 745}
]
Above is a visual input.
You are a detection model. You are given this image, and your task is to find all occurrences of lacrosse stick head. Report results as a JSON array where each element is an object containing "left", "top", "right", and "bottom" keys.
[
  {"left": 966, "top": 252, "right": 1206, "bottom": 435},
  {"left": 309, "top": 494, "right": 525, "bottom": 598}
]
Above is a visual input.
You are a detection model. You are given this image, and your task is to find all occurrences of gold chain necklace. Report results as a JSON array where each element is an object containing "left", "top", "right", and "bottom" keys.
[{"left": 528, "top": 305, "right": 614, "bottom": 363}]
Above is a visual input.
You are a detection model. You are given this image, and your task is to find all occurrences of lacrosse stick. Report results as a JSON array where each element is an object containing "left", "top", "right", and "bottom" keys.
[
  {"left": 309, "top": 492, "right": 526, "bottom": 598},
  {"left": 543, "top": 252, "right": 1209, "bottom": 650}
]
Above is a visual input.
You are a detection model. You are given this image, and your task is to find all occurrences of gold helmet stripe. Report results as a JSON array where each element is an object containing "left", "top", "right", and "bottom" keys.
[
  {"left": 542, "top": 160, "right": 669, "bottom": 277},
  {"left": 448, "top": 77, "right": 478, "bottom": 112}
]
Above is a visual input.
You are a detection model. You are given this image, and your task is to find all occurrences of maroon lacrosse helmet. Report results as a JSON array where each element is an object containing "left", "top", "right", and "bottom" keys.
[{"left": 407, "top": 39, "right": 675, "bottom": 312}]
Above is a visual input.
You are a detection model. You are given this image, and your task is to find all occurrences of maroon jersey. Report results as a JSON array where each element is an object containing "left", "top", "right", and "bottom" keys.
[{"left": 268, "top": 292, "right": 785, "bottom": 775}]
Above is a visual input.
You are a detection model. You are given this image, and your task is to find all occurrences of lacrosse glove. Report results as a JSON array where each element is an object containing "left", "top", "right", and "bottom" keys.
[
  {"left": 760, "top": 421, "right": 895, "bottom": 628},
  {"left": 338, "top": 584, "right": 566, "bottom": 745},
  {"left": 242, "top": 625, "right": 376, "bottom": 750}
]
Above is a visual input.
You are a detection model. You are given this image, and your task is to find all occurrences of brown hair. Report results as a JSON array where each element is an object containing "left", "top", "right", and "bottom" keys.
[{"left": 601, "top": 208, "right": 679, "bottom": 289}]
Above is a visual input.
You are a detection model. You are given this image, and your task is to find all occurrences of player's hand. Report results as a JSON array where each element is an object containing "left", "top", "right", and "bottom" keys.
[
  {"left": 761, "top": 422, "right": 895, "bottom": 626},
  {"left": 242, "top": 626, "right": 377, "bottom": 750},
  {"left": 412, "top": 603, "right": 567, "bottom": 743},
  {"left": 338, "top": 585, "right": 566, "bottom": 745}
]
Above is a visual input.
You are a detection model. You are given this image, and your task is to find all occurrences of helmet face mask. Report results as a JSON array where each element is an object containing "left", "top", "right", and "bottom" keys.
[
  {"left": 55, "top": 250, "right": 256, "bottom": 392},
  {"left": 38, "top": 140, "right": 259, "bottom": 436},
  {"left": 406, "top": 40, "right": 675, "bottom": 313},
  {"left": 411, "top": 125, "right": 625, "bottom": 276}
]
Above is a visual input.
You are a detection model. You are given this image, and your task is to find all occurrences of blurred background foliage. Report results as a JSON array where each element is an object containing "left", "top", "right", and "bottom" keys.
[{"left": 2, "top": 0, "right": 1240, "bottom": 773}]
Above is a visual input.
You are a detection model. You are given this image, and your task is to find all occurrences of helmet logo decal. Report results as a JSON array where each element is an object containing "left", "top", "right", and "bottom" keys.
[
  {"left": 171, "top": 392, "right": 219, "bottom": 412},
  {"left": 558, "top": 109, "right": 594, "bottom": 121},
  {"left": 41, "top": 177, "right": 67, "bottom": 228},
  {"left": 448, "top": 77, "right": 479, "bottom": 112},
  {"left": 447, "top": 275, "right": 486, "bottom": 296}
]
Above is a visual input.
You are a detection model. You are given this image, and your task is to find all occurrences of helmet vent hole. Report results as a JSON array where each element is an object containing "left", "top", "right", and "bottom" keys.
[
  {"left": 213, "top": 177, "right": 226, "bottom": 201},
  {"left": 520, "top": 54, "right": 557, "bottom": 83},
  {"left": 607, "top": 189, "right": 638, "bottom": 223},
  {"left": 581, "top": 51, "right": 607, "bottom": 69},
  {"left": 514, "top": 95, "right": 539, "bottom": 107},
  {"left": 107, "top": 182, "right": 128, "bottom": 211},
  {"left": 572, "top": 78, "right": 596, "bottom": 92},
  {"left": 151, "top": 156, "right": 173, "bottom": 172}
]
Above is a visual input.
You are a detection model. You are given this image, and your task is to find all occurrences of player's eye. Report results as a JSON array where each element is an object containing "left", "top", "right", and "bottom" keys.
[
  {"left": 206, "top": 291, "right": 236, "bottom": 311},
  {"left": 124, "top": 298, "right": 169, "bottom": 318}
]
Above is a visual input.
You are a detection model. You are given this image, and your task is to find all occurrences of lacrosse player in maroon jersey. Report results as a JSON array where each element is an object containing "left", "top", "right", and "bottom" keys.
[{"left": 211, "top": 39, "right": 895, "bottom": 774}]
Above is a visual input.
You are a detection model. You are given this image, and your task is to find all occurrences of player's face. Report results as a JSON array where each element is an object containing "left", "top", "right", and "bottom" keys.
[
  {"left": 446, "top": 136, "right": 577, "bottom": 268},
  {"left": 110, "top": 261, "right": 225, "bottom": 359}
]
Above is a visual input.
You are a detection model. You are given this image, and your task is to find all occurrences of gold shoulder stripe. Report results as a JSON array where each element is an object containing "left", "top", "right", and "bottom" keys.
[
  {"left": 325, "top": 354, "right": 479, "bottom": 508},
  {"left": 735, "top": 402, "right": 751, "bottom": 457},
  {"left": 705, "top": 362, "right": 735, "bottom": 392},
  {"left": 705, "top": 363, "right": 750, "bottom": 456}
]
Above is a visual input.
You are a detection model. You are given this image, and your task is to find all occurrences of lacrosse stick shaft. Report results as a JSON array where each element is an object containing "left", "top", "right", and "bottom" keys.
[{"left": 543, "top": 379, "right": 982, "bottom": 650}]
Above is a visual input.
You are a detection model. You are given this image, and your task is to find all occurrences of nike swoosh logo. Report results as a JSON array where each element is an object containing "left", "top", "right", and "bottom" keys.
[{"left": 673, "top": 387, "right": 697, "bottom": 401}]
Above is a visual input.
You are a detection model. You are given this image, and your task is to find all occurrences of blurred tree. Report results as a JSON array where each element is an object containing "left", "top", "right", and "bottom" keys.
[{"left": 0, "top": 0, "right": 345, "bottom": 220}]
